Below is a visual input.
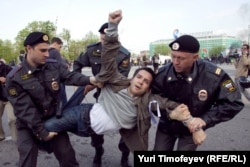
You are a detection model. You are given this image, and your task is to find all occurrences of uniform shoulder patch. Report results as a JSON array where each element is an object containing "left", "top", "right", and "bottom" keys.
[
  {"left": 8, "top": 87, "right": 18, "bottom": 96},
  {"left": 87, "top": 42, "right": 100, "bottom": 48},
  {"left": 119, "top": 46, "right": 130, "bottom": 56},
  {"left": 7, "top": 65, "right": 22, "bottom": 78},
  {"left": 46, "top": 58, "right": 57, "bottom": 63},
  {"left": 222, "top": 80, "right": 236, "bottom": 92}
]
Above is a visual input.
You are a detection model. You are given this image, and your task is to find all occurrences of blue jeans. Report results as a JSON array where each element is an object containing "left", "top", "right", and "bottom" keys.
[
  {"left": 63, "top": 86, "right": 86, "bottom": 110},
  {"left": 60, "top": 83, "right": 68, "bottom": 109},
  {"left": 45, "top": 103, "right": 93, "bottom": 137}
]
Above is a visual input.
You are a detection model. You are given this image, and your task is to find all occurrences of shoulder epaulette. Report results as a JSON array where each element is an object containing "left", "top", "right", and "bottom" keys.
[
  {"left": 46, "top": 58, "right": 58, "bottom": 63},
  {"left": 119, "top": 46, "right": 130, "bottom": 56},
  {"left": 87, "top": 42, "right": 101, "bottom": 48},
  {"left": 7, "top": 65, "right": 22, "bottom": 78},
  {"left": 205, "top": 61, "right": 222, "bottom": 76}
]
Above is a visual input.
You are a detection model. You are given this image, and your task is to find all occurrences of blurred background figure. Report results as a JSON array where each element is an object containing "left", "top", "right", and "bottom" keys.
[{"left": 0, "top": 60, "right": 17, "bottom": 142}]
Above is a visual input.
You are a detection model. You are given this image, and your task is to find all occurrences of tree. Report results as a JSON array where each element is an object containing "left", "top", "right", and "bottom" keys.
[
  {"left": 0, "top": 39, "right": 16, "bottom": 63},
  {"left": 66, "top": 31, "right": 98, "bottom": 61},
  {"left": 153, "top": 44, "right": 170, "bottom": 55},
  {"left": 15, "top": 21, "right": 56, "bottom": 52},
  {"left": 209, "top": 45, "right": 226, "bottom": 57}
]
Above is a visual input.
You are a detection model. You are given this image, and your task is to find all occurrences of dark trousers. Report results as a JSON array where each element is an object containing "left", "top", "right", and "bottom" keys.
[
  {"left": 17, "top": 128, "right": 79, "bottom": 167},
  {"left": 153, "top": 127, "right": 198, "bottom": 151}
]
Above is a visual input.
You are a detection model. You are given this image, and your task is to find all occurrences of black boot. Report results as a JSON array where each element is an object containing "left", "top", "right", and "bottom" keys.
[
  {"left": 93, "top": 147, "right": 104, "bottom": 167},
  {"left": 120, "top": 151, "right": 131, "bottom": 167}
]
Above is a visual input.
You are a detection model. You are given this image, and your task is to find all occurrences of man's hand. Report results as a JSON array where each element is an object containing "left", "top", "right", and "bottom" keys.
[
  {"left": 109, "top": 10, "right": 122, "bottom": 24},
  {"left": 44, "top": 132, "right": 58, "bottom": 141},
  {"left": 186, "top": 117, "right": 206, "bottom": 133},
  {"left": 192, "top": 129, "right": 207, "bottom": 145},
  {"left": 89, "top": 76, "right": 103, "bottom": 88},
  {"left": 0, "top": 77, "right": 6, "bottom": 83},
  {"left": 84, "top": 85, "right": 96, "bottom": 95},
  {"left": 169, "top": 104, "right": 190, "bottom": 121}
]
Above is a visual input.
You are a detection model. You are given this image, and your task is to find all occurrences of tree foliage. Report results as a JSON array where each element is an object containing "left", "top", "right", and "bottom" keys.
[
  {"left": 209, "top": 45, "right": 226, "bottom": 57},
  {"left": 15, "top": 21, "right": 56, "bottom": 53},
  {"left": 154, "top": 44, "right": 170, "bottom": 55}
]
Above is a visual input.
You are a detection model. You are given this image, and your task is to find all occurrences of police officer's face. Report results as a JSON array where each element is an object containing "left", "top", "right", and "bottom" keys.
[
  {"left": 171, "top": 51, "right": 199, "bottom": 74},
  {"left": 128, "top": 70, "right": 152, "bottom": 97},
  {"left": 26, "top": 43, "right": 49, "bottom": 67}
]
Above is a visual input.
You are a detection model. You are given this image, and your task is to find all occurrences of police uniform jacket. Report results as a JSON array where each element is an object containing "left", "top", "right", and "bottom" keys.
[
  {"left": 152, "top": 60, "right": 244, "bottom": 136},
  {"left": 73, "top": 42, "right": 131, "bottom": 77},
  {"left": 5, "top": 59, "right": 91, "bottom": 140},
  {"left": 95, "top": 35, "right": 179, "bottom": 151}
]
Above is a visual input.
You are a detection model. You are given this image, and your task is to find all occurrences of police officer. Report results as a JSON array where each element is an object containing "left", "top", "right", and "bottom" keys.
[
  {"left": 67, "top": 22, "right": 131, "bottom": 167},
  {"left": 5, "top": 32, "right": 99, "bottom": 167},
  {"left": 152, "top": 35, "right": 244, "bottom": 151}
]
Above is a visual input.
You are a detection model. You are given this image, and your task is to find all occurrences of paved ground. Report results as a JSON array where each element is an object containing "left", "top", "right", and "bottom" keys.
[{"left": 0, "top": 64, "right": 249, "bottom": 167}]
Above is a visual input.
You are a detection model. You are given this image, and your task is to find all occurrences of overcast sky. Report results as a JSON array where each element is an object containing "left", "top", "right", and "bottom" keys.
[{"left": 0, "top": 0, "right": 250, "bottom": 53}]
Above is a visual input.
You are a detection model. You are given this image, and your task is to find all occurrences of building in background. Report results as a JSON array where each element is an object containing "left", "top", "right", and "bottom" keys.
[{"left": 150, "top": 31, "right": 242, "bottom": 58}]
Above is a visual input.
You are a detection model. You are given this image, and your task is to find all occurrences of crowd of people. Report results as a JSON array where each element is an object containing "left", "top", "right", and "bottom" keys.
[{"left": 0, "top": 9, "right": 248, "bottom": 167}]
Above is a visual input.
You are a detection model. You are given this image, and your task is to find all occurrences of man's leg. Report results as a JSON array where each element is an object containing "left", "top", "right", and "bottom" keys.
[
  {"left": 63, "top": 86, "right": 86, "bottom": 110},
  {"left": 17, "top": 128, "right": 39, "bottom": 167},
  {"left": 118, "top": 138, "right": 131, "bottom": 167},
  {"left": 91, "top": 133, "right": 104, "bottom": 167},
  {"left": 153, "top": 128, "right": 177, "bottom": 151},
  {"left": 176, "top": 135, "right": 198, "bottom": 150},
  {"left": 52, "top": 132, "right": 79, "bottom": 167},
  {"left": 5, "top": 101, "right": 17, "bottom": 141},
  {"left": 45, "top": 105, "right": 90, "bottom": 137},
  {"left": 0, "top": 101, "right": 5, "bottom": 140}
]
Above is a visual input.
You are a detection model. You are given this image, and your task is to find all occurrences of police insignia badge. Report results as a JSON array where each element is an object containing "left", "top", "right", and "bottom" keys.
[
  {"left": 222, "top": 80, "right": 236, "bottom": 92},
  {"left": 172, "top": 42, "right": 180, "bottom": 50},
  {"left": 198, "top": 90, "right": 208, "bottom": 101},
  {"left": 43, "top": 35, "right": 49, "bottom": 41},
  {"left": 51, "top": 81, "right": 59, "bottom": 91},
  {"left": 8, "top": 87, "right": 18, "bottom": 96}
]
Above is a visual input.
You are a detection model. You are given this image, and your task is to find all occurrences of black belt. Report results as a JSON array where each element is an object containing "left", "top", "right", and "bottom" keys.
[{"left": 83, "top": 104, "right": 95, "bottom": 135}]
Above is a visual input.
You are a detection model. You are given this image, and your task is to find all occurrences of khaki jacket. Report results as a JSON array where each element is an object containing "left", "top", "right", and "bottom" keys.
[
  {"left": 95, "top": 35, "right": 178, "bottom": 151},
  {"left": 234, "top": 54, "right": 250, "bottom": 78}
]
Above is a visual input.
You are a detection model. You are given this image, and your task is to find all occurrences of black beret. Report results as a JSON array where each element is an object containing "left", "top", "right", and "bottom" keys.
[
  {"left": 24, "top": 32, "right": 50, "bottom": 46},
  {"left": 169, "top": 35, "right": 200, "bottom": 53},
  {"left": 98, "top": 22, "right": 108, "bottom": 34}
]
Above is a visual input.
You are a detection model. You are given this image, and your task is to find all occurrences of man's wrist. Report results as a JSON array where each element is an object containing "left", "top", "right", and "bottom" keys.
[{"left": 182, "top": 116, "right": 193, "bottom": 126}]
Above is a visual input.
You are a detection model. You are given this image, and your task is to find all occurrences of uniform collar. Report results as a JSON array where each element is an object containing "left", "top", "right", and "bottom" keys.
[
  {"left": 23, "top": 60, "right": 42, "bottom": 74},
  {"left": 167, "top": 62, "right": 198, "bottom": 84}
]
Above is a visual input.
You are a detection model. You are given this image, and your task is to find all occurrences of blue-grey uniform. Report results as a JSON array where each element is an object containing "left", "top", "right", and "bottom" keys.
[
  {"left": 152, "top": 35, "right": 244, "bottom": 151},
  {"left": 5, "top": 31, "right": 91, "bottom": 167},
  {"left": 73, "top": 41, "right": 131, "bottom": 77}
]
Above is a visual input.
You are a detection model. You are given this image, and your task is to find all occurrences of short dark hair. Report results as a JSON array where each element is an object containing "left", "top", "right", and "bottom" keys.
[
  {"left": 133, "top": 67, "right": 155, "bottom": 88},
  {"left": 51, "top": 37, "right": 63, "bottom": 45},
  {"left": 20, "top": 50, "right": 25, "bottom": 54},
  {"left": 243, "top": 44, "right": 249, "bottom": 49}
]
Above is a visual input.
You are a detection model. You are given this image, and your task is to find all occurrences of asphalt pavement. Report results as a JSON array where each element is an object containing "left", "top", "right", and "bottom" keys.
[{"left": 0, "top": 64, "right": 249, "bottom": 167}]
